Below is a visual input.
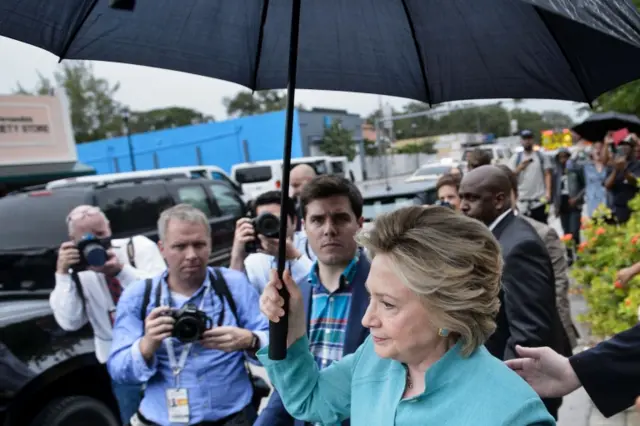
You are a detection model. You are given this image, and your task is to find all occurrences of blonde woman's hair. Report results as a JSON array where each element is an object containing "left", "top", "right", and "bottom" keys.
[{"left": 356, "top": 205, "right": 502, "bottom": 356}]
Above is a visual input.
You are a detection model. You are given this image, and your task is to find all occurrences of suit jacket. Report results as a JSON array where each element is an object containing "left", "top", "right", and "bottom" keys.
[
  {"left": 487, "top": 211, "right": 572, "bottom": 417},
  {"left": 522, "top": 215, "right": 579, "bottom": 348},
  {"left": 570, "top": 324, "right": 640, "bottom": 418},
  {"left": 255, "top": 251, "right": 371, "bottom": 426}
]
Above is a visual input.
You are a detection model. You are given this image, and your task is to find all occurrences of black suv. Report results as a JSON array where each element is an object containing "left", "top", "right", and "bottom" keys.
[{"left": 0, "top": 176, "right": 246, "bottom": 426}]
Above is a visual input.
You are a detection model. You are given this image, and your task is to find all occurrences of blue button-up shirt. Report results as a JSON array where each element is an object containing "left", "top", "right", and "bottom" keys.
[{"left": 107, "top": 267, "right": 268, "bottom": 426}]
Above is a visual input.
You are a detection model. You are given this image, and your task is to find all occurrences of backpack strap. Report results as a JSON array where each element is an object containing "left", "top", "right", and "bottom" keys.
[
  {"left": 536, "top": 151, "right": 546, "bottom": 176},
  {"left": 210, "top": 268, "right": 239, "bottom": 324},
  {"left": 70, "top": 270, "right": 87, "bottom": 317},
  {"left": 515, "top": 151, "right": 522, "bottom": 167},
  {"left": 127, "top": 237, "right": 136, "bottom": 268},
  {"left": 140, "top": 278, "right": 153, "bottom": 323}
]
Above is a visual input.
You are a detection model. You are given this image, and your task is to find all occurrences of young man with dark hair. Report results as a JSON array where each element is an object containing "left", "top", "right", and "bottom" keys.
[
  {"left": 230, "top": 190, "right": 314, "bottom": 295},
  {"left": 435, "top": 173, "right": 461, "bottom": 210},
  {"left": 256, "top": 175, "right": 371, "bottom": 426}
]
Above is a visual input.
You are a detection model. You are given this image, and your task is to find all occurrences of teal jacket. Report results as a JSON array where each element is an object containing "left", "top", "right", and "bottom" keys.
[{"left": 258, "top": 336, "right": 555, "bottom": 426}]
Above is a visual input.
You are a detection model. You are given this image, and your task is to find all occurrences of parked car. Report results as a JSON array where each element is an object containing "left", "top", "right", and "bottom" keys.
[
  {"left": 0, "top": 176, "right": 247, "bottom": 425},
  {"left": 405, "top": 162, "right": 458, "bottom": 184},
  {"left": 361, "top": 181, "right": 438, "bottom": 230}
]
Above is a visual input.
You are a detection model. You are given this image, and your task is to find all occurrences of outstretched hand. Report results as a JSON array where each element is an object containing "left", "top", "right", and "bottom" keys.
[
  {"left": 504, "top": 345, "right": 582, "bottom": 398},
  {"left": 260, "top": 269, "right": 307, "bottom": 347}
]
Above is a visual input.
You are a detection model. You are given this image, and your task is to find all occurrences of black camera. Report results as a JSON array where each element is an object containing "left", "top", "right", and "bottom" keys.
[
  {"left": 74, "top": 233, "right": 111, "bottom": 270},
  {"left": 245, "top": 212, "right": 281, "bottom": 253},
  {"left": 171, "top": 303, "right": 213, "bottom": 343}
]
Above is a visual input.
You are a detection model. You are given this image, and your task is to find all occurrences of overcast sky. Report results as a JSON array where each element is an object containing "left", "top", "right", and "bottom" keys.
[{"left": 1, "top": 37, "right": 587, "bottom": 123}]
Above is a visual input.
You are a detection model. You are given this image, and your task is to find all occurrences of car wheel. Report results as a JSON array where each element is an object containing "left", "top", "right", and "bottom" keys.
[{"left": 30, "top": 396, "right": 119, "bottom": 426}]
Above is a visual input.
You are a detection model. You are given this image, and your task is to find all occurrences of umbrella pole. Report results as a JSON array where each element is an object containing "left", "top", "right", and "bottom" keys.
[{"left": 270, "top": 0, "right": 302, "bottom": 361}]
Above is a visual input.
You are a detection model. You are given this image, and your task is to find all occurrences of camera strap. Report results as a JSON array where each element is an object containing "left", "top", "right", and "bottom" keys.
[{"left": 163, "top": 281, "right": 211, "bottom": 386}]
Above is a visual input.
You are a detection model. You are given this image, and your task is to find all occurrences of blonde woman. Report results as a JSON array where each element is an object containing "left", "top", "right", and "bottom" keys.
[{"left": 258, "top": 206, "right": 555, "bottom": 425}]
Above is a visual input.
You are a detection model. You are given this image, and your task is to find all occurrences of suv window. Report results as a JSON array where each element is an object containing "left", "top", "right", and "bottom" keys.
[
  {"left": 209, "top": 183, "right": 244, "bottom": 217},
  {"left": 235, "top": 166, "right": 272, "bottom": 184},
  {"left": 0, "top": 190, "right": 90, "bottom": 249},
  {"left": 96, "top": 184, "right": 174, "bottom": 236},
  {"left": 177, "top": 185, "right": 213, "bottom": 216},
  {"left": 330, "top": 161, "right": 345, "bottom": 176}
]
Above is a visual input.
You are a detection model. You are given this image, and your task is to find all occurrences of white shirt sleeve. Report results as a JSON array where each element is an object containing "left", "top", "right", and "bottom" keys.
[
  {"left": 131, "top": 235, "right": 167, "bottom": 276},
  {"left": 50, "top": 272, "right": 90, "bottom": 331},
  {"left": 244, "top": 254, "right": 270, "bottom": 295}
]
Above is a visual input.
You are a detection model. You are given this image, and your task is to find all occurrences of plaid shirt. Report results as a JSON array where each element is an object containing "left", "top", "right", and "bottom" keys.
[{"left": 307, "top": 251, "right": 359, "bottom": 368}]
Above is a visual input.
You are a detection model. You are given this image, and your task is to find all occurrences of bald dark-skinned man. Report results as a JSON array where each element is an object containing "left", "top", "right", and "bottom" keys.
[
  {"left": 290, "top": 164, "right": 317, "bottom": 231},
  {"left": 459, "top": 165, "right": 571, "bottom": 420}
]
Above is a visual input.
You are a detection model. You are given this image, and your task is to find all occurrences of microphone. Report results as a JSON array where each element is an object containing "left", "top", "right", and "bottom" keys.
[{"left": 109, "top": 0, "right": 136, "bottom": 11}]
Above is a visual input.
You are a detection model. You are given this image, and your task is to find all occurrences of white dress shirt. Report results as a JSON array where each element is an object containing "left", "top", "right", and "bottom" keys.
[
  {"left": 488, "top": 209, "right": 513, "bottom": 232},
  {"left": 244, "top": 231, "right": 314, "bottom": 295},
  {"left": 50, "top": 235, "right": 166, "bottom": 363}
]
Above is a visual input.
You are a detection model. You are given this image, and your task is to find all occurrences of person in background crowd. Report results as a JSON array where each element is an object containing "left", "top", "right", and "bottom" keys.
[
  {"left": 498, "top": 165, "right": 579, "bottom": 350},
  {"left": 258, "top": 206, "right": 554, "bottom": 426},
  {"left": 449, "top": 166, "right": 463, "bottom": 178},
  {"left": 467, "top": 148, "right": 492, "bottom": 171},
  {"left": 108, "top": 204, "right": 268, "bottom": 426},
  {"left": 506, "top": 323, "right": 640, "bottom": 419},
  {"left": 50, "top": 205, "right": 166, "bottom": 424},
  {"left": 459, "top": 165, "right": 571, "bottom": 419},
  {"left": 255, "top": 175, "right": 372, "bottom": 426},
  {"left": 582, "top": 140, "right": 608, "bottom": 217},
  {"left": 436, "top": 173, "right": 461, "bottom": 211},
  {"left": 552, "top": 149, "right": 585, "bottom": 264},
  {"left": 603, "top": 136, "right": 640, "bottom": 223},
  {"left": 290, "top": 164, "right": 317, "bottom": 230},
  {"left": 509, "top": 130, "right": 553, "bottom": 224},
  {"left": 229, "top": 190, "right": 314, "bottom": 295}
]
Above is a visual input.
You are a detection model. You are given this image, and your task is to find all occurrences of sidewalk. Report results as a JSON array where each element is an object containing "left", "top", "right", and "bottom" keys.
[{"left": 558, "top": 295, "right": 639, "bottom": 426}]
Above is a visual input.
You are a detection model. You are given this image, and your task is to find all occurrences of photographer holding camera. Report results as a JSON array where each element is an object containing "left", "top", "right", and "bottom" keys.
[
  {"left": 108, "top": 204, "right": 268, "bottom": 426},
  {"left": 50, "top": 205, "right": 166, "bottom": 423},
  {"left": 229, "top": 190, "right": 315, "bottom": 295}
]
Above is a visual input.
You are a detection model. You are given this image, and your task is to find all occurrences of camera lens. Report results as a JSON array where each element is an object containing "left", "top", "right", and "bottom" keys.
[
  {"left": 174, "top": 317, "right": 200, "bottom": 343},
  {"left": 256, "top": 213, "right": 280, "bottom": 238},
  {"left": 82, "top": 242, "right": 108, "bottom": 267}
]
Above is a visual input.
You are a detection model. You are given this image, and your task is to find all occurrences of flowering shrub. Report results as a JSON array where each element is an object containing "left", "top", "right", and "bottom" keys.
[{"left": 568, "top": 196, "right": 640, "bottom": 337}]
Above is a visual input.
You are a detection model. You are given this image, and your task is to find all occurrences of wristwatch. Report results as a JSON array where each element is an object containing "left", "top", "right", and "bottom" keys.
[{"left": 249, "top": 333, "right": 260, "bottom": 351}]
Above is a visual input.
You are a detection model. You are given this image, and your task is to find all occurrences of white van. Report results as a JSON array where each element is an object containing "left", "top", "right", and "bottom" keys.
[
  {"left": 230, "top": 156, "right": 353, "bottom": 200},
  {"left": 46, "top": 166, "right": 248, "bottom": 200}
]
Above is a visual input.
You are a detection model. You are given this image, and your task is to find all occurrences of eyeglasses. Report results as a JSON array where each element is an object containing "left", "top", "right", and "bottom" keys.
[{"left": 66, "top": 206, "right": 102, "bottom": 224}]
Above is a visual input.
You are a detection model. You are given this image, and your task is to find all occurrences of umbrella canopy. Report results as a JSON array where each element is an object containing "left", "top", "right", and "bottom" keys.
[
  {"left": 2, "top": 0, "right": 640, "bottom": 105},
  {"left": 573, "top": 111, "right": 640, "bottom": 142}
]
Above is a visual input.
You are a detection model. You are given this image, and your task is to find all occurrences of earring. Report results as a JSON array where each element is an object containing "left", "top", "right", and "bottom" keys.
[{"left": 438, "top": 328, "right": 449, "bottom": 337}]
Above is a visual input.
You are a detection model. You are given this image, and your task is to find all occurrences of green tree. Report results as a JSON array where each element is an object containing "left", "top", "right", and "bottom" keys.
[
  {"left": 364, "top": 139, "right": 380, "bottom": 156},
  {"left": 223, "top": 90, "right": 308, "bottom": 117},
  {"left": 128, "top": 107, "right": 214, "bottom": 133},
  {"left": 582, "top": 0, "right": 640, "bottom": 117},
  {"left": 15, "top": 61, "right": 122, "bottom": 143},
  {"left": 319, "top": 120, "right": 357, "bottom": 160},
  {"left": 395, "top": 139, "right": 436, "bottom": 155}
]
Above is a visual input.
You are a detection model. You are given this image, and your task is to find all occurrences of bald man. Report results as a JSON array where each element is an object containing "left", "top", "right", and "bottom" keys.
[
  {"left": 289, "top": 164, "right": 317, "bottom": 230},
  {"left": 459, "top": 166, "right": 571, "bottom": 420},
  {"left": 50, "top": 205, "right": 166, "bottom": 423}
]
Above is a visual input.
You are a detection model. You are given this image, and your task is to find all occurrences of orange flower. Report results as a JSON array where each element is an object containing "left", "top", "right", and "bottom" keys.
[
  {"left": 560, "top": 234, "right": 573, "bottom": 242},
  {"left": 625, "top": 298, "right": 632, "bottom": 307},
  {"left": 596, "top": 227, "right": 606, "bottom": 235},
  {"left": 591, "top": 237, "right": 597, "bottom": 244},
  {"left": 578, "top": 242, "right": 588, "bottom": 253},
  {"left": 614, "top": 281, "right": 624, "bottom": 289},
  {"left": 632, "top": 235, "right": 640, "bottom": 245}
]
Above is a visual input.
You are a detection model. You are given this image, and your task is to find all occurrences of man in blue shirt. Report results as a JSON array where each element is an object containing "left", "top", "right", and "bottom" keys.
[
  {"left": 108, "top": 204, "right": 268, "bottom": 426},
  {"left": 255, "top": 175, "right": 371, "bottom": 426}
]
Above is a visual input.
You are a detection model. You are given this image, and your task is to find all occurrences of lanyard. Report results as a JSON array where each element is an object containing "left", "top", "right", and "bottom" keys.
[{"left": 163, "top": 279, "right": 211, "bottom": 386}]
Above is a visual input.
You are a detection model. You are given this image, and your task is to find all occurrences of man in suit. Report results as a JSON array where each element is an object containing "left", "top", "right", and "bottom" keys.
[
  {"left": 506, "top": 324, "right": 640, "bottom": 418},
  {"left": 459, "top": 165, "right": 572, "bottom": 419},
  {"left": 497, "top": 164, "right": 579, "bottom": 349},
  {"left": 255, "top": 175, "right": 371, "bottom": 426}
]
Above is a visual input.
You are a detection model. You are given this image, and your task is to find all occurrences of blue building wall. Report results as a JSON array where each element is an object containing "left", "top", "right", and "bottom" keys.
[{"left": 77, "top": 110, "right": 303, "bottom": 174}]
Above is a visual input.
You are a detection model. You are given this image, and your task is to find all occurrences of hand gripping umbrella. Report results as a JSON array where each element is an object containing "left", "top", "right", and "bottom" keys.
[{"left": 3, "top": 0, "right": 640, "bottom": 359}]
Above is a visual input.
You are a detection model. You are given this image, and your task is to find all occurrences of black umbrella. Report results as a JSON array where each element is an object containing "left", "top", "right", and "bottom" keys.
[
  {"left": 572, "top": 111, "right": 640, "bottom": 142},
  {"left": 3, "top": 0, "right": 640, "bottom": 359}
]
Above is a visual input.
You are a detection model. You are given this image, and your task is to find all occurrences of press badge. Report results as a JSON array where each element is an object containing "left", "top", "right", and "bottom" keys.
[{"left": 166, "top": 388, "right": 190, "bottom": 423}]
